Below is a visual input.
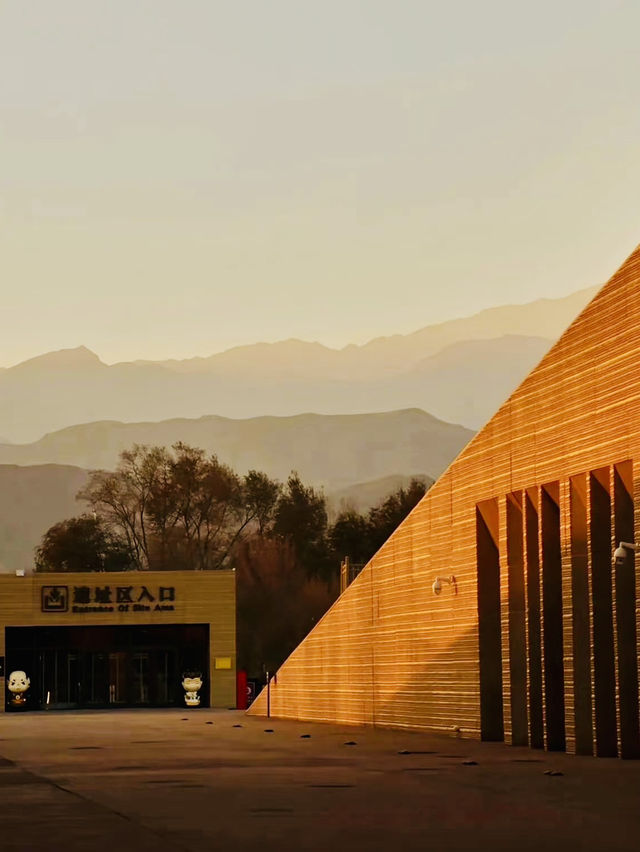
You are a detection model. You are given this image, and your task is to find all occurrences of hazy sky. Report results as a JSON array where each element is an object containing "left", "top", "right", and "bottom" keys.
[{"left": 1, "top": 0, "right": 639, "bottom": 366}]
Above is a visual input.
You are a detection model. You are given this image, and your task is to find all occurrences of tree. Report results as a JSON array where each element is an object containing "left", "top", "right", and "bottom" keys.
[
  {"left": 235, "top": 473, "right": 337, "bottom": 676},
  {"left": 328, "top": 509, "right": 371, "bottom": 564},
  {"left": 165, "top": 444, "right": 282, "bottom": 570},
  {"left": 35, "top": 515, "right": 133, "bottom": 573},
  {"left": 77, "top": 445, "right": 171, "bottom": 570},
  {"left": 328, "top": 478, "right": 429, "bottom": 566},
  {"left": 77, "top": 442, "right": 282, "bottom": 570},
  {"left": 167, "top": 442, "right": 241, "bottom": 570},
  {"left": 243, "top": 470, "right": 282, "bottom": 535},
  {"left": 235, "top": 534, "right": 337, "bottom": 677},
  {"left": 271, "top": 473, "right": 332, "bottom": 580},
  {"left": 367, "top": 478, "right": 427, "bottom": 554}
]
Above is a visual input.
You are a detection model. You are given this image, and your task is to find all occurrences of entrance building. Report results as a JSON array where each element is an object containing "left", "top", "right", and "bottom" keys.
[{"left": 0, "top": 570, "right": 235, "bottom": 712}]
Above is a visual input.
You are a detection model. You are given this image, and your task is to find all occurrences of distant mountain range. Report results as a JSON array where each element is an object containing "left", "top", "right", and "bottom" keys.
[
  {"left": 0, "top": 409, "right": 472, "bottom": 491},
  {"left": 327, "top": 473, "right": 434, "bottom": 515},
  {"left": 0, "top": 286, "right": 597, "bottom": 443},
  {"left": 0, "top": 284, "right": 600, "bottom": 574},
  {"left": 0, "top": 409, "right": 471, "bottom": 574},
  {"left": 0, "top": 464, "right": 90, "bottom": 575}
]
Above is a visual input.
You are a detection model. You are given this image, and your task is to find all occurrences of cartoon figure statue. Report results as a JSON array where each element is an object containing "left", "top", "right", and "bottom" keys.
[
  {"left": 181, "top": 672, "right": 203, "bottom": 707},
  {"left": 7, "top": 671, "right": 30, "bottom": 707}
]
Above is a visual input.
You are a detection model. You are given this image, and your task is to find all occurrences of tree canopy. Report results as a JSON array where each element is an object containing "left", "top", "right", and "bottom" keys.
[
  {"left": 329, "top": 478, "right": 428, "bottom": 566},
  {"left": 35, "top": 514, "right": 132, "bottom": 573},
  {"left": 76, "top": 442, "right": 281, "bottom": 571},
  {"left": 271, "top": 473, "right": 333, "bottom": 581},
  {"left": 235, "top": 535, "right": 335, "bottom": 676},
  {"left": 35, "top": 441, "right": 430, "bottom": 677}
]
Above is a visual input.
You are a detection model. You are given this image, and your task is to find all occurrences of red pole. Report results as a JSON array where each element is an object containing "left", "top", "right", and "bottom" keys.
[
  {"left": 236, "top": 669, "right": 248, "bottom": 710},
  {"left": 266, "top": 671, "right": 270, "bottom": 718}
]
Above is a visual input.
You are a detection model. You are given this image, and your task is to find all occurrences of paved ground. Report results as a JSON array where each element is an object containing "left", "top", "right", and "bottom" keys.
[{"left": 0, "top": 708, "right": 639, "bottom": 851}]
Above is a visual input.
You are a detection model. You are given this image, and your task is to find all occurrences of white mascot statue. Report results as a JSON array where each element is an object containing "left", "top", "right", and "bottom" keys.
[
  {"left": 182, "top": 672, "right": 203, "bottom": 707},
  {"left": 7, "top": 671, "right": 30, "bottom": 707}
]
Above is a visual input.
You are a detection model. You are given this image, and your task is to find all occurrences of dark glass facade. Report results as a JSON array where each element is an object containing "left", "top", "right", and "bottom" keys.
[{"left": 5, "top": 623, "right": 209, "bottom": 711}]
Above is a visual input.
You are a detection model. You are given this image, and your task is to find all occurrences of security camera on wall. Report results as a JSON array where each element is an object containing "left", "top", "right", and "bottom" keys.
[
  {"left": 614, "top": 542, "right": 639, "bottom": 568},
  {"left": 431, "top": 575, "right": 457, "bottom": 596},
  {"left": 614, "top": 546, "right": 628, "bottom": 567}
]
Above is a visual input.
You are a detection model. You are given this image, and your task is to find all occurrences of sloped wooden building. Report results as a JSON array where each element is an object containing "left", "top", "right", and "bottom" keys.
[{"left": 248, "top": 244, "right": 640, "bottom": 758}]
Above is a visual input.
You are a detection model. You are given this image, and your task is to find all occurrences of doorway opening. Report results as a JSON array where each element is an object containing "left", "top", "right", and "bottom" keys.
[
  {"left": 541, "top": 482, "right": 565, "bottom": 752},
  {"left": 477, "top": 498, "right": 504, "bottom": 742},
  {"left": 5, "top": 623, "right": 209, "bottom": 711}
]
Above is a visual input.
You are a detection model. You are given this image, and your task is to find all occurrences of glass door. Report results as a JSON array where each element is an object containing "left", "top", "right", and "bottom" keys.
[
  {"left": 108, "top": 652, "right": 127, "bottom": 704},
  {"left": 38, "top": 650, "right": 80, "bottom": 709},
  {"left": 131, "top": 652, "right": 150, "bottom": 705},
  {"left": 154, "top": 649, "right": 170, "bottom": 704},
  {"left": 151, "top": 649, "right": 179, "bottom": 705},
  {"left": 86, "top": 653, "right": 109, "bottom": 706}
]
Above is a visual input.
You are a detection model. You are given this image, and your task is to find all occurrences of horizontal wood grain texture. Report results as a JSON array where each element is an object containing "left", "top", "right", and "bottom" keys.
[
  {"left": 0, "top": 570, "right": 236, "bottom": 709},
  {"left": 249, "top": 244, "right": 640, "bottom": 749}
]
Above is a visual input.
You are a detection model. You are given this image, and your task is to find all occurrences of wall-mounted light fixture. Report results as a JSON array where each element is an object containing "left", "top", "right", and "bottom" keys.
[
  {"left": 432, "top": 575, "right": 457, "bottom": 596},
  {"left": 614, "top": 541, "right": 639, "bottom": 566}
]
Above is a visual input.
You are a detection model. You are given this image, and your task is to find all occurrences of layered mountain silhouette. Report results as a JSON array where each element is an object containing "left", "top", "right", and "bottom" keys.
[
  {"left": 0, "top": 409, "right": 472, "bottom": 490},
  {"left": 0, "top": 410, "right": 471, "bottom": 574},
  {"left": 327, "top": 473, "right": 434, "bottom": 515},
  {"left": 0, "top": 285, "right": 598, "bottom": 573},
  {"left": 0, "top": 287, "right": 596, "bottom": 443},
  {"left": 0, "top": 464, "right": 90, "bottom": 575}
]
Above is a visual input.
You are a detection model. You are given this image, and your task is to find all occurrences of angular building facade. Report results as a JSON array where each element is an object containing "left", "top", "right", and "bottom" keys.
[{"left": 249, "top": 244, "right": 640, "bottom": 758}]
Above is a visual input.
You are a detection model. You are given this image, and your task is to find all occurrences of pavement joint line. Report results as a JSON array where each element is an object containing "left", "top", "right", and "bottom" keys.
[{"left": 0, "top": 749, "right": 192, "bottom": 852}]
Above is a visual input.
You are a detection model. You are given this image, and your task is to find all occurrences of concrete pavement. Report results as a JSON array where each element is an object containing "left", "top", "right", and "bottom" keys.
[{"left": 0, "top": 708, "right": 638, "bottom": 851}]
